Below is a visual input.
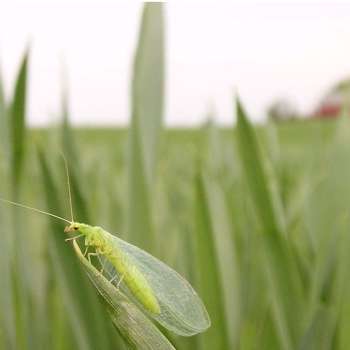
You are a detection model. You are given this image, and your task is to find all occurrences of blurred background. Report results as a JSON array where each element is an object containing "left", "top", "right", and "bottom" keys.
[
  {"left": 2, "top": 1, "right": 350, "bottom": 349},
  {"left": 2, "top": 2, "right": 350, "bottom": 126}
]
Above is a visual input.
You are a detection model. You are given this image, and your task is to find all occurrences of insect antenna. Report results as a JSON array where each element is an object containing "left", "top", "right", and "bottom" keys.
[
  {"left": 0, "top": 198, "right": 71, "bottom": 223},
  {"left": 61, "top": 153, "right": 75, "bottom": 223}
]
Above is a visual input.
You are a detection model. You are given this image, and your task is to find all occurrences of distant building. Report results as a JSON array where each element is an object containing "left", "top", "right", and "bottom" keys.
[
  {"left": 267, "top": 99, "right": 298, "bottom": 122},
  {"left": 314, "top": 78, "right": 350, "bottom": 118}
]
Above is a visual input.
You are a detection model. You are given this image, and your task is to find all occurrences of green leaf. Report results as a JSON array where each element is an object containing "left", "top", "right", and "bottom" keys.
[
  {"left": 127, "top": 2, "right": 164, "bottom": 252},
  {"left": 0, "top": 66, "right": 15, "bottom": 350},
  {"left": 7, "top": 50, "right": 33, "bottom": 350},
  {"left": 0, "top": 68, "right": 9, "bottom": 160},
  {"left": 236, "top": 98, "right": 285, "bottom": 237},
  {"left": 131, "top": 2, "right": 164, "bottom": 181},
  {"left": 235, "top": 97, "right": 304, "bottom": 349},
  {"left": 299, "top": 306, "right": 337, "bottom": 350},
  {"left": 9, "top": 50, "right": 28, "bottom": 195},
  {"left": 194, "top": 172, "right": 233, "bottom": 350}
]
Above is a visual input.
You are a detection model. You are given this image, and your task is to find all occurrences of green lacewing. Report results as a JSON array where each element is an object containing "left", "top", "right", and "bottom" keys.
[{"left": 0, "top": 161, "right": 210, "bottom": 336}]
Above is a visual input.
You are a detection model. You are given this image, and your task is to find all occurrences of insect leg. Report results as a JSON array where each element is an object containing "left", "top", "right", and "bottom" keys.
[
  {"left": 109, "top": 274, "right": 118, "bottom": 284},
  {"left": 108, "top": 273, "right": 124, "bottom": 290},
  {"left": 116, "top": 274, "right": 125, "bottom": 289},
  {"left": 83, "top": 246, "right": 89, "bottom": 257},
  {"left": 100, "top": 258, "right": 106, "bottom": 274},
  {"left": 87, "top": 252, "right": 99, "bottom": 264},
  {"left": 65, "top": 234, "right": 84, "bottom": 242}
]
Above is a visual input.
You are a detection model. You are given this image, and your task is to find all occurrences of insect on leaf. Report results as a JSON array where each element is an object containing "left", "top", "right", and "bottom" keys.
[
  {"left": 98, "top": 234, "right": 211, "bottom": 336},
  {"left": 72, "top": 240, "right": 176, "bottom": 350}
]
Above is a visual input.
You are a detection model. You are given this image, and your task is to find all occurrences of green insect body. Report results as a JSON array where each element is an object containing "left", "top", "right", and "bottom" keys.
[
  {"left": 65, "top": 222, "right": 161, "bottom": 314},
  {"left": 0, "top": 191, "right": 211, "bottom": 336}
]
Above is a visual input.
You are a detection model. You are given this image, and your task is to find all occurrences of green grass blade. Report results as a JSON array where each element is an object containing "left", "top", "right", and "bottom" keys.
[
  {"left": 7, "top": 50, "right": 34, "bottom": 350},
  {"left": 0, "top": 67, "right": 15, "bottom": 349},
  {"left": 0, "top": 215, "right": 15, "bottom": 349},
  {"left": 204, "top": 173, "right": 240, "bottom": 347},
  {"left": 0, "top": 68, "right": 9, "bottom": 160},
  {"left": 127, "top": 2, "right": 164, "bottom": 252},
  {"left": 131, "top": 2, "right": 164, "bottom": 181},
  {"left": 236, "top": 98, "right": 284, "bottom": 237},
  {"left": 235, "top": 97, "right": 304, "bottom": 349},
  {"left": 194, "top": 172, "right": 232, "bottom": 350},
  {"left": 9, "top": 50, "right": 28, "bottom": 196},
  {"left": 299, "top": 306, "right": 337, "bottom": 350}
]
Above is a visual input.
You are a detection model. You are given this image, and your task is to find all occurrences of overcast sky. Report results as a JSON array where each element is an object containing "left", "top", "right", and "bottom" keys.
[{"left": 1, "top": 1, "right": 350, "bottom": 126}]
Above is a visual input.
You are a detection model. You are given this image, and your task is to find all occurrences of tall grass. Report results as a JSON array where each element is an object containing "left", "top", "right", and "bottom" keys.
[
  {"left": 127, "top": 3, "right": 164, "bottom": 254},
  {"left": 1, "top": 2, "right": 350, "bottom": 349}
]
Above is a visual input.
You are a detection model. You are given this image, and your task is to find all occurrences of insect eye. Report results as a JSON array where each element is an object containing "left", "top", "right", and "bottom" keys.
[{"left": 74, "top": 226, "right": 79, "bottom": 230}]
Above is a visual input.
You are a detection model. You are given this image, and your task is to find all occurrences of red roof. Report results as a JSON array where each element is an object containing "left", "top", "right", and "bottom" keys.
[{"left": 315, "top": 103, "right": 341, "bottom": 118}]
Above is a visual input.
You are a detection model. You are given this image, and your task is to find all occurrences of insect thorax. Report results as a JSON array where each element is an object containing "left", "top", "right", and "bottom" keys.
[{"left": 82, "top": 226, "right": 112, "bottom": 254}]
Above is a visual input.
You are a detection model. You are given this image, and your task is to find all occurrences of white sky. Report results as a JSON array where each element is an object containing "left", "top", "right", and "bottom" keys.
[{"left": 1, "top": 1, "right": 350, "bottom": 126}]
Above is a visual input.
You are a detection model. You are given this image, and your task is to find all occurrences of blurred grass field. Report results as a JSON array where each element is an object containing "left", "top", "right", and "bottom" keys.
[{"left": 2, "top": 2, "right": 350, "bottom": 350}]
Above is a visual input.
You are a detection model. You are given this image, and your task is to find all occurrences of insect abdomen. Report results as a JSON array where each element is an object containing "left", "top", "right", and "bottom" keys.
[
  {"left": 86, "top": 227, "right": 160, "bottom": 314},
  {"left": 108, "top": 252, "right": 161, "bottom": 314},
  {"left": 88, "top": 229, "right": 160, "bottom": 314}
]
